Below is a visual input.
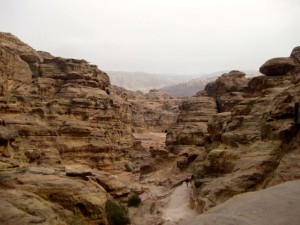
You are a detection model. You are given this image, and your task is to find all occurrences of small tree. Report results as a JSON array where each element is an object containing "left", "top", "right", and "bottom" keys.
[
  {"left": 105, "top": 199, "right": 130, "bottom": 225},
  {"left": 127, "top": 195, "right": 141, "bottom": 207}
]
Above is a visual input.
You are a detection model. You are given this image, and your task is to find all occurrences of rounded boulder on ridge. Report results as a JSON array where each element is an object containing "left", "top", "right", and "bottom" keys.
[{"left": 259, "top": 57, "right": 295, "bottom": 76}]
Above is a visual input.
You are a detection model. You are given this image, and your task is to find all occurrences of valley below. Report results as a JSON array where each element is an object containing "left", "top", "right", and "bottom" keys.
[{"left": 0, "top": 32, "right": 300, "bottom": 225}]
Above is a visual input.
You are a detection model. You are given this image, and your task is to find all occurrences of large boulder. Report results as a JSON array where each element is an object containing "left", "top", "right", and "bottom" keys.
[
  {"left": 205, "top": 70, "right": 248, "bottom": 97},
  {"left": 166, "top": 97, "right": 217, "bottom": 146},
  {"left": 0, "top": 167, "right": 109, "bottom": 224},
  {"left": 0, "top": 189, "right": 74, "bottom": 225},
  {"left": 186, "top": 180, "right": 300, "bottom": 225},
  {"left": 259, "top": 57, "right": 295, "bottom": 76},
  {"left": 290, "top": 46, "right": 300, "bottom": 64}
]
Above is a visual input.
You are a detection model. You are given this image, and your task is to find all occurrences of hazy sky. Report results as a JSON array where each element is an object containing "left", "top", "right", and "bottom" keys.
[{"left": 1, "top": 0, "right": 299, "bottom": 74}]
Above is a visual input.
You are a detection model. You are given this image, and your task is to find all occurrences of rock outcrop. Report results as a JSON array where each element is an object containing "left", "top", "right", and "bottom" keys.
[
  {"left": 1, "top": 32, "right": 300, "bottom": 225},
  {"left": 114, "top": 87, "right": 181, "bottom": 133},
  {"left": 167, "top": 47, "right": 300, "bottom": 214},
  {"left": 259, "top": 57, "right": 295, "bottom": 76},
  {"left": 186, "top": 180, "right": 300, "bottom": 225},
  {"left": 204, "top": 70, "right": 249, "bottom": 112},
  {"left": 166, "top": 97, "right": 217, "bottom": 170},
  {"left": 0, "top": 32, "right": 133, "bottom": 224}
]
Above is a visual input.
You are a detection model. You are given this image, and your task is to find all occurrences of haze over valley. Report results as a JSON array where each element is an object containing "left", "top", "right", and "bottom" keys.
[
  {"left": 109, "top": 70, "right": 261, "bottom": 96},
  {"left": 0, "top": 1, "right": 300, "bottom": 225}
]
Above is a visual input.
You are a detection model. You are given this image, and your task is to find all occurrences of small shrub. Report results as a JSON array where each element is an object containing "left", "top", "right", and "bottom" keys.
[
  {"left": 127, "top": 195, "right": 141, "bottom": 207},
  {"left": 230, "top": 85, "right": 239, "bottom": 92},
  {"left": 105, "top": 199, "right": 130, "bottom": 225},
  {"left": 124, "top": 163, "right": 132, "bottom": 172},
  {"left": 211, "top": 141, "right": 221, "bottom": 149}
]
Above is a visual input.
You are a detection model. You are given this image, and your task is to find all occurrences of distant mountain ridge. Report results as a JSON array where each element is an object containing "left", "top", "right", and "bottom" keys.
[
  {"left": 160, "top": 70, "right": 261, "bottom": 97},
  {"left": 160, "top": 77, "right": 216, "bottom": 97},
  {"left": 107, "top": 71, "right": 179, "bottom": 92},
  {"left": 108, "top": 70, "right": 260, "bottom": 96}
]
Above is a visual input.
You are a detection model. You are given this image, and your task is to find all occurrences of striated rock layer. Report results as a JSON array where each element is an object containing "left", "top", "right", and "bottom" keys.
[
  {"left": 167, "top": 47, "right": 300, "bottom": 215},
  {"left": 114, "top": 87, "right": 181, "bottom": 133},
  {"left": 0, "top": 32, "right": 133, "bottom": 224}
]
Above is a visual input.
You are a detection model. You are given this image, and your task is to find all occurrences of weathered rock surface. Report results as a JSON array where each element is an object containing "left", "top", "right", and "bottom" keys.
[
  {"left": 0, "top": 32, "right": 134, "bottom": 224},
  {"left": 1, "top": 32, "right": 300, "bottom": 225},
  {"left": 186, "top": 180, "right": 300, "bottom": 225},
  {"left": 167, "top": 97, "right": 217, "bottom": 147},
  {"left": 167, "top": 47, "right": 300, "bottom": 216},
  {"left": 166, "top": 97, "right": 217, "bottom": 171},
  {"left": 114, "top": 87, "right": 181, "bottom": 133},
  {"left": 204, "top": 70, "right": 249, "bottom": 112},
  {"left": 290, "top": 46, "right": 300, "bottom": 82},
  {"left": 0, "top": 32, "right": 133, "bottom": 170},
  {"left": 259, "top": 57, "right": 296, "bottom": 76},
  {"left": 0, "top": 189, "right": 73, "bottom": 225},
  {"left": 0, "top": 167, "right": 109, "bottom": 225}
]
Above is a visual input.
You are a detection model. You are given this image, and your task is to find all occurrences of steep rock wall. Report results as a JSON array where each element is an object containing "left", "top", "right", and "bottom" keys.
[
  {"left": 0, "top": 32, "right": 133, "bottom": 224},
  {"left": 167, "top": 47, "right": 300, "bottom": 213}
]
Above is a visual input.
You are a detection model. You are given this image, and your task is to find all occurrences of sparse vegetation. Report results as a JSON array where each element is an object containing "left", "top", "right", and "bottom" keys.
[
  {"left": 105, "top": 199, "right": 130, "bottom": 225},
  {"left": 230, "top": 85, "right": 240, "bottom": 92},
  {"left": 127, "top": 194, "right": 141, "bottom": 207},
  {"left": 124, "top": 163, "right": 133, "bottom": 172}
]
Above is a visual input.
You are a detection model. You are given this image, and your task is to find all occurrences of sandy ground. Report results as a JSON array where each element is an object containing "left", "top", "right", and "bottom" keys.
[
  {"left": 129, "top": 132, "right": 198, "bottom": 225},
  {"left": 163, "top": 183, "right": 198, "bottom": 225}
]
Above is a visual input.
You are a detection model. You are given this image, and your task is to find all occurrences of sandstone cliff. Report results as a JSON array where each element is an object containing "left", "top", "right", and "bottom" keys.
[
  {"left": 1, "top": 32, "right": 299, "bottom": 225},
  {"left": 0, "top": 32, "right": 133, "bottom": 224},
  {"left": 113, "top": 87, "right": 181, "bottom": 133},
  {"left": 167, "top": 47, "right": 300, "bottom": 214}
]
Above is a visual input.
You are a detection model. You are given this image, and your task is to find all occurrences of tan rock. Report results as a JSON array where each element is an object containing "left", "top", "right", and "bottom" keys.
[
  {"left": 204, "top": 70, "right": 248, "bottom": 112},
  {"left": 187, "top": 180, "right": 300, "bottom": 225},
  {"left": 259, "top": 57, "right": 296, "bottom": 76},
  {"left": 166, "top": 97, "right": 217, "bottom": 146},
  {"left": 0, "top": 189, "right": 74, "bottom": 225},
  {"left": 0, "top": 167, "right": 109, "bottom": 224}
]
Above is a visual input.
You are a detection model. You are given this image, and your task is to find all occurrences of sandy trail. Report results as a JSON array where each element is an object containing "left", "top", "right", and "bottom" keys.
[{"left": 163, "top": 183, "right": 198, "bottom": 225}]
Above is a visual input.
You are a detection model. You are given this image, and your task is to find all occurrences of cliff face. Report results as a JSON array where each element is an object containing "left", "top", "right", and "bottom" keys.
[
  {"left": 0, "top": 32, "right": 133, "bottom": 224},
  {"left": 1, "top": 32, "right": 299, "bottom": 225},
  {"left": 113, "top": 87, "right": 181, "bottom": 133},
  {"left": 167, "top": 47, "right": 300, "bottom": 213}
]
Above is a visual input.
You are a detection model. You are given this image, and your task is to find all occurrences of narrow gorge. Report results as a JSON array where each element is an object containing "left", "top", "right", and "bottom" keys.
[{"left": 0, "top": 33, "right": 299, "bottom": 225}]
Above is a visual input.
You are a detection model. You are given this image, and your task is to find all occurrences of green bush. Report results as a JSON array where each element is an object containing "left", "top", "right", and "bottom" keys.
[
  {"left": 105, "top": 199, "right": 130, "bottom": 225},
  {"left": 127, "top": 195, "right": 141, "bottom": 207},
  {"left": 124, "top": 163, "right": 132, "bottom": 172}
]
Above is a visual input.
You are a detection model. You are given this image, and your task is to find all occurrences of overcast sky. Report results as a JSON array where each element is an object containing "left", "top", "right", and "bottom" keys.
[{"left": 1, "top": 0, "right": 299, "bottom": 74}]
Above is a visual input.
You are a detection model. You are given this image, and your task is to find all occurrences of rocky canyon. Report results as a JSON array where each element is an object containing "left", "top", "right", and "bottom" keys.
[{"left": 0, "top": 32, "right": 299, "bottom": 225}]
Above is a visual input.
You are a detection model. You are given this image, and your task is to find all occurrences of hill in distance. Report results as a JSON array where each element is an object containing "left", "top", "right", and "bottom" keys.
[
  {"left": 108, "top": 71, "right": 206, "bottom": 92},
  {"left": 160, "top": 70, "right": 261, "bottom": 97},
  {"left": 108, "top": 70, "right": 260, "bottom": 96}
]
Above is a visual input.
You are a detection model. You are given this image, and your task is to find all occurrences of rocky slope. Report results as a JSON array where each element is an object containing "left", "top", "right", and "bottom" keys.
[
  {"left": 113, "top": 87, "right": 182, "bottom": 133},
  {"left": 186, "top": 180, "right": 300, "bottom": 225},
  {"left": 166, "top": 46, "right": 300, "bottom": 216},
  {"left": 0, "top": 32, "right": 134, "bottom": 224},
  {"left": 1, "top": 32, "right": 299, "bottom": 225},
  {"left": 0, "top": 32, "right": 190, "bottom": 225}
]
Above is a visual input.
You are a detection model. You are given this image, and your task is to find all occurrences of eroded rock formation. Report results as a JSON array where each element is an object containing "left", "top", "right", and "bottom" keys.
[
  {"left": 186, "top": 180, "right": 300, "bottom": 225},
  {"left": 113, "top": 87, "right": 181, "bottom": 133},
  {"left": 1, "top": 32, "right": 299, "bottom": 225},
  {"left": 0, "top": 32, "right": 133, "bottom": 224},
  {"left": 167, "top": 47, "right": 300, "bottom": 214}
]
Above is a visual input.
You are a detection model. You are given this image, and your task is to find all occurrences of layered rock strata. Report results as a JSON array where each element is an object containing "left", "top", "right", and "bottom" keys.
[
  {"left": 0, "top": 32, "right": 133, "bottom": 224},
  {"left": 113, "top": 87, "right": 181, "bottom": 133},
  {"left": 166, "top": 97, "right": 217, "bottom": 170},
  {"left": 193, "top": 48, "right": 300, "bottom": 212},
  {"left": 168, "top": 47, "right": 300, "bottom": 214}
]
